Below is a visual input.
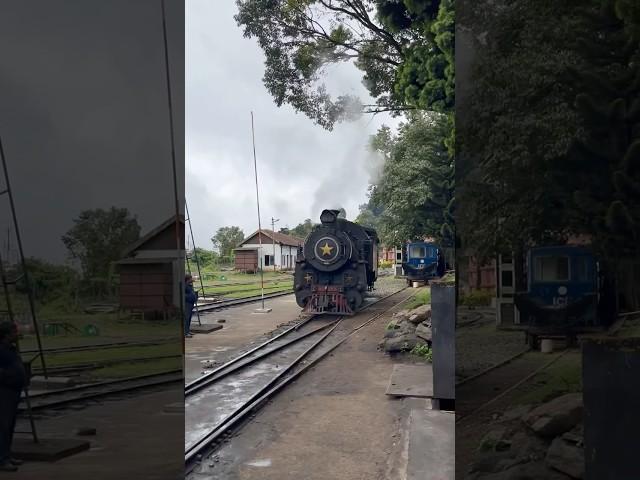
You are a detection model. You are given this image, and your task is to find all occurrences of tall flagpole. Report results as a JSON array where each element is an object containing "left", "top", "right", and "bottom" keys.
[{"left": 251, "top": 112, "right": 269, "bottom": 312}]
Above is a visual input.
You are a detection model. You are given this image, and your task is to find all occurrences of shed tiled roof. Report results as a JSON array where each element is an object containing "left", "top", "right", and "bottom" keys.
[{"left": 239, "top": 229, "right": 304, "bottom": 247}]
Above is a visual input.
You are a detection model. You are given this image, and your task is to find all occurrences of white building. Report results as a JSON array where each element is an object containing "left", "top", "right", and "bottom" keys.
[{"left": 234, "top": 229, "right": 304, "bottom": 272}]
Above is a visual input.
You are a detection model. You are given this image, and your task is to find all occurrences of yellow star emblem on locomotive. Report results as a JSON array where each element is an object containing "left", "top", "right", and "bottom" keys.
[
  {"left": 319, "top": 242, "right": 334, "bottom": 256},
  {"left": 304, "top": 273, "right": 313, "bottom": 283}
]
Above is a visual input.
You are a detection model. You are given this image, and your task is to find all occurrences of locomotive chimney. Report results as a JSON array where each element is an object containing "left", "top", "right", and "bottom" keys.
[{"left": 320, "top": 209, "right": 340, "bottom": 225}]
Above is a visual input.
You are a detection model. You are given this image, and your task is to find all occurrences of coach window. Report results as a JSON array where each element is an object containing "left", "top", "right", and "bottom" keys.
[
  {"left": 534, "top": 256, "right": 569, "bottom": 282},
  {"left": 409, "top": 245, "right": 426, "bottom": 258}
]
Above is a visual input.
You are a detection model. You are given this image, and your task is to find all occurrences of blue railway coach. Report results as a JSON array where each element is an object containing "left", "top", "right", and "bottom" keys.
[
  {"left": 402, "top": 241, "right": 445, "bottom": 284},
  {"left": 514, "top": 245, "right": 617, "bottom": 347}
]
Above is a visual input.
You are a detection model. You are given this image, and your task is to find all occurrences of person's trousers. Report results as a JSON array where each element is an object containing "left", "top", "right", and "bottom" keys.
[
  {"left": 0, "top": 388, "right": 21, "bottom": 462},
  {"left": 184, "top": 304, "right": 194, "bottom": 334}
]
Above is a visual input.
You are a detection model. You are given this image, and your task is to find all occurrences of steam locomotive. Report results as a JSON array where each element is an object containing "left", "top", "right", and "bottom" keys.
[{"left": 294, "top": 209, "right": 378, "bottom": 315}]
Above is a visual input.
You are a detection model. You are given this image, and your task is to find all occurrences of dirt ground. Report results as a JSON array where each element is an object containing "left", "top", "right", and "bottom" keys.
[
  {"left": 11, "top": 387, "right": 183, "bottom": 480},
  {"left": 187, "top": 286, "right": 444, "bottom": 480}
]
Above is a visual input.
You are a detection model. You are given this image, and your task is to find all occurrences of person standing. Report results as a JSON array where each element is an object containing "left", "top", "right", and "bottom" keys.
[
  {"left": 0, "top": 322, "right": 25, "bottom": 472},
  {"left": 184, "top": 275, "right": 198, "bottom": 338}
]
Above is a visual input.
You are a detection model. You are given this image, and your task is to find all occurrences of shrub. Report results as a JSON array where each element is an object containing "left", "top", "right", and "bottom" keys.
[{"left": 460, "top": 289, "right": 493, "bottom": 307}]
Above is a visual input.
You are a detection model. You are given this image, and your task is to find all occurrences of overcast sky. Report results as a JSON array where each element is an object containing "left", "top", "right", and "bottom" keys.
[
  {"left": 186, "top": 0, "right": 398, "bottom": 250},
  {"left": 0, "top": 0, "right": 184, "bottom": 264}
]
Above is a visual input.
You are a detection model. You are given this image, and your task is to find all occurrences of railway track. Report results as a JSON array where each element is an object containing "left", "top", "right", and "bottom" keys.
[
  {"left": 185, "top": 287, "right": 411, "bottom": 473},
  {"left": 20, "top": 369, "right": 182, "bottom": 412},
  {"left": 21, "top": 338, "right": 177, "bottom": 356},
  {"left": 196, "top": 290, "right": 294, "bottom": 312},
  {"left": 31, "top": 354, "right": 183, "bottom": 376},
  {"left": 455, "top": 349, "right": 569, "bottom": 424}
]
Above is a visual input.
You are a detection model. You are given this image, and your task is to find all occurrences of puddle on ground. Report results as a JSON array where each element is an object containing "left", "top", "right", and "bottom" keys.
[{"left": 246, "top": 459, "right": 271, "bottom": 467}]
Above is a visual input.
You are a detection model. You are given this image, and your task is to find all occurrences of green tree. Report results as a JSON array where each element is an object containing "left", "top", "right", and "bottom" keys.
[
  {"left": 234, "top": 0, "right": 452, "bottom": 129},
  {"left": 212, "top": 226, "right": 245, "bottom": 257},
  {"left": 62, "top": 207, "right": 140, "bottom": 287},
  {"left": 191, "top": 247, "right": 218, "bottom": 268},
  {"left": 354, "top": 199, "right": 382, "bottom": 230},
  {"left": 369, "top": 111, "right": 453, "bottom": 246},
  {"left": 290, "top": 219, "right": 317, "bottom": 238}
]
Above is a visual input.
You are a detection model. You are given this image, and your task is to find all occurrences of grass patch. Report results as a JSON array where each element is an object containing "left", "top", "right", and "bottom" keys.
[
  {"left": 514, "top": 352, "right": 582, "bottom": 405},
  {"left": 89, "top": 356, "right": 182, "bottom": 379},
  {"left": 410, "top": 344, "right": 433, "bottom": 362},
  {"left": 405, "top": 288, "right": 431, "bottom": 310},
  {"left": 24, "top": 342, "right": 181, "bottom": 368}
]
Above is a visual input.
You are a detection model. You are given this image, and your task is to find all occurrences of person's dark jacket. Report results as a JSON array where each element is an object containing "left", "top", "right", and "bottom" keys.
[
  {"left": 0, "top": 343, "right": 26, "bottom": 391},
  {"left": 185, "top": 284, "right": 198, "bottom": 306}
]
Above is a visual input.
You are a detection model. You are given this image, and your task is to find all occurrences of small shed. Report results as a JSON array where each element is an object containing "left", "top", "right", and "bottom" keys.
[
  {"left": 115, "top": 215, "right": 185, "bottom": 319},
  {"left": 234, "top": 229, "right": 303, "bottom": 272}
]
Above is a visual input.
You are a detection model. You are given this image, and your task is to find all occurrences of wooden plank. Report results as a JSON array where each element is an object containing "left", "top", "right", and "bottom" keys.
[{"left": 385, "top": 364, "right": 433, "bottom": 398}]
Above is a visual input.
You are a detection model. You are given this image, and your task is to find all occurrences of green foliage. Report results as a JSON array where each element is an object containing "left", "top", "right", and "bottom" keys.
[
  {"left": 405, "top": 288, "right": 431, "bottom": 309},
  {"left": 460, "top": 289, "right": 492, "bottom": 307},
  {"left": 289, "top": 219, "right": 317, "bottom": 239},
  {"left": 235, "top": 0, "right": 409, "bottom": 129},
  {"left": 12, "top": 258, "right": 80, "bottom": 311},
  {"left": 191, "top": 248, "right": 218, "bottom": 268},
  {"left": 61, "top": 207, "right": 140, "bottom": 288},
  {"left": 379, "top": 259, "right": 393, "bottom": 269},
  {"left": 212, "top": 226, "right": 245, "bottom": 257},
  {"left": 410, "top": 343, "right": 432, "bottom": 361},
  {"left": 354, "top": 200, "right": 383, "bottom": 230},
  {"left": 368, "top": 111, "right": 454, "bottom": 247}
]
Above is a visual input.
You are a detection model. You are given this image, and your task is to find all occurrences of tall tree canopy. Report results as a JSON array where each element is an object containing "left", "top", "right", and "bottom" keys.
[
  {"left": 62, "top": 207, "right": 140, "bottom": 283},
  {"left": 369, "top": 111, "right": 453, "bottom": 246},
  {"left": 235, "top": 0, "right": 453, "bottom": 129},
  {"left": 212, "top": 226, "right": 245, "bottom": 257}
]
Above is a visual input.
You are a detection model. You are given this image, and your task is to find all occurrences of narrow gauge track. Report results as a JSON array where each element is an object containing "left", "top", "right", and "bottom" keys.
[
  {"left": 185, "top": 287, "right": 411, "bottom": 472},
  {"left": 20, "top": 369, "right": 182, "bottom": 412},
  {"left": 21, "top": 338, "right": 177, "bottom": 356},
  {"left": 455, "top": 349, "right": 569, "bottom": 424},
  {"left": 197, "top": 290, "right": 293, "bottom": 312},
  {"left": 31, "top": 354, "right": 183, "bottom": 376}
]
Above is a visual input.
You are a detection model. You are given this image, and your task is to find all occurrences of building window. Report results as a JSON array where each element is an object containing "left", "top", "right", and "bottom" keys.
[{"left": 264, "top": 255, "right": 274, "bottom": 267}]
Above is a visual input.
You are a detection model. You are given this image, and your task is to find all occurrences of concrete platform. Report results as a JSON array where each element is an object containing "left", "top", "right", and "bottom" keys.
[
  {"left": 13, "top": 437, "right": 90, "bottom": 462},
  {"left": 386, "top": 364, "right": 433, "bottom": 398},
  {"left": 407, "top": 409, "right": 454, "bottom": 480},
  {"left": 29, "top": 376, "right": 77, "bottom": 390},
  {"left": 190, "top": 324, "right": 223, "bottom": 334}
]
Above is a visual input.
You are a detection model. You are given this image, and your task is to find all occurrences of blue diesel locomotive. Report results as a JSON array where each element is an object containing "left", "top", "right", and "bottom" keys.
[
  {"left": 514, "top": 245, "right": 617, "bottom": 347},
  {"left": 402, "top": 241, "right": 446, "bottom": 285}
]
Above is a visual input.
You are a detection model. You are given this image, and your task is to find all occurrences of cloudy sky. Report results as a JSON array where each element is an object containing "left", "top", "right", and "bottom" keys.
[
  {"left": 0, "top": 0, "right": 184, "bottom": 264},
  {"left": 186, "top": 0, "right": 397, "bottom": 249}
]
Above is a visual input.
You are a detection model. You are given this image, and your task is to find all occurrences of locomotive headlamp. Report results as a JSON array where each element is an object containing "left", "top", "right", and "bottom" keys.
[{"left": 558, "top": 286, "right": 567, "bottom": 295}]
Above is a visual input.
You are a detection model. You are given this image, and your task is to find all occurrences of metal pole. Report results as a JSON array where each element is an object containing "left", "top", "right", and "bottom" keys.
[
  {"left": 186, "top": 201, "right": 206, "bottom": 299},
  {"left": 251, "top": 112, "right": 266, "bottom": 310},
  {"left": 0, "top": 135, "right": 47, "bottom": 378},
  {"left": 271, "top": 217, "right": 279, "bottom": 272},
  {"left": 160, "top": 0, "right": 184, "bottom": 353}
]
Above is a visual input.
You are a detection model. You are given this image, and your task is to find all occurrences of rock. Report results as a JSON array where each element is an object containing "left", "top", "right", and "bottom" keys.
[
  {"left": 75, "top": 427, "right": 97, "bottom": 436},
  {"left": 217, "top": 319, "right": 226, "bottom": 323},
  {"left": 415, "top": 322, "right": 432, "bottom": 342},
  {"left": 383, "top": 333, "right": 418, "bottom": 353},
  {"left": 476, "top": 461, "right": 573, "bottom": 479},
  {"left": 499, "top": 405, "right": 534, "bottom": 424},
  {"left": 508, "top": 431, "right": 548, "bottom": 463},
  {"left": 392, "top": 309, "right": 410, "bottom": 321},
  {"left": 546, "top": 437, "right": 584, "bottom": 479},
  {"left": 523, "top": 394, "right": 583, "bottom": 438},
  {"left": 407, "top": 304, "right": 431, "bottom": 324}
]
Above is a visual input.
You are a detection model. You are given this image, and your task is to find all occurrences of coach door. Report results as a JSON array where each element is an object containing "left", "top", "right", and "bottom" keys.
[{"left": 496, "top": 253, "right": 520, "bottom": 326}]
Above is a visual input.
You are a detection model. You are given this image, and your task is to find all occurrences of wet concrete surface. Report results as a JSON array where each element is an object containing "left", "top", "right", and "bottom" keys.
[
  {"left": 185, "top": 327, "right": 329, "bottom": 452},
  {"left": 185, "top": 294, "right": 303, "bottom": 384},
  {"left": 187, "top": 283, "right": 453, "bottom": 480},
  {"left": 11, "top": 387, "right": 183, "bottom": 480}
]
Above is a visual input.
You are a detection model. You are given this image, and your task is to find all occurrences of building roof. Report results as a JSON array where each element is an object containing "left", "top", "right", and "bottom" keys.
[
  {"left": 121, "top": 214, "right": 185, "bottom": 258},
  {"left": 238, "top": 229, "right": 304, "bottom": 248}
]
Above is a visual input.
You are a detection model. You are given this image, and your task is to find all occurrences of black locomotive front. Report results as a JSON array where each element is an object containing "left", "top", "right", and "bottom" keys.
[{"left": 294, "top": 209, "right": 378, "bottom": 315}]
